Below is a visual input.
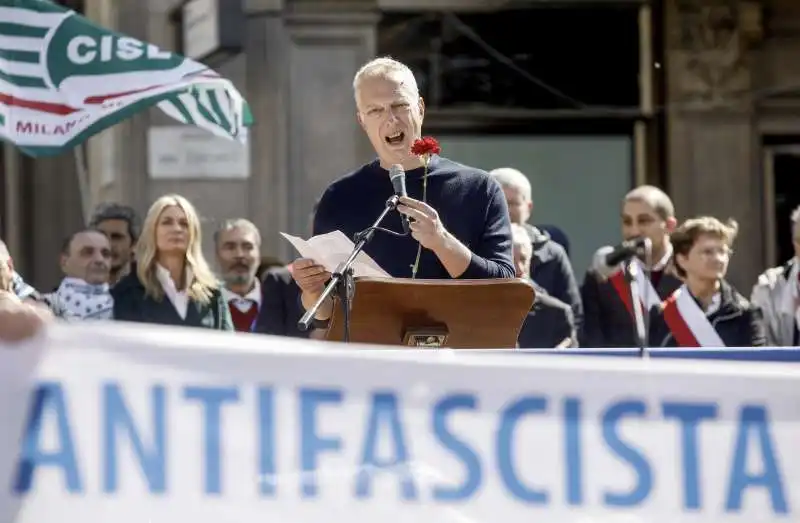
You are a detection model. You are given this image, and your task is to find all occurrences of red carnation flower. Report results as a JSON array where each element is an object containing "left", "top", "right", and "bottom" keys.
[{"left": 410, "top": 136, "right": 441, "bottom": 157}]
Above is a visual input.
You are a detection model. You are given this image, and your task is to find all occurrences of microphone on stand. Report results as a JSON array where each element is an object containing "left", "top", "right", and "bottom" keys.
[
  {"left": 597, "top": 238, "right": 650, "bottom": 267},
  {"left": 389, "top": 164, "right": 411, "bottom": 234},
  {"left": 590, "top": 237, "right": 653, "bottom": 357}
]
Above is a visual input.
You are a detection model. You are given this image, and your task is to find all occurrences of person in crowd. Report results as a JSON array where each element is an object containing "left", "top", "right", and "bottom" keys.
[
  {"left": 489, "top": 167, "right": 581, "bottom": 328},
  {"left": 1, "top": 244, "right": 51, "bottom": 342},
  {"left": 649, "top": 217, "right": 765, "bottom": 347},
  {"left": 750, "top": 205, "right": 800, "bottom": 346},
  {"left": 112, "top": 194, "right": 232, "bottom": 330},
  {"left": 214, "top": 218, "right": 306, "bottom": 336},
  {"left": 43, "top": 229, "right": 113, "bottom": 321},
  {"left": 0, "top": 239, "right": 43, "bottom": 302},
  {"left": 260, "top": 264, "right": 308, "bottom": 338},
  {"left": 580, "top": 185, "right": 682, "bottom": 347},
  {"left": 89, "top": 203, "right": 140, "bottom": 286},
  {"left": 255, "top": 256, "right": 285, "bottom": 281},
  {"left": 540, "top": 224, "right": 571, "bottom": 257},
  {"left": 215, "top": 219, "right": 263, "bottom": 333},
  {"left": 292, "top": 57, "right": 514, "bottom": 331},
  {"left": 11, "top": 273, "right": 37, "bottom": 300},
  {"left": 511, "top": 224, "right": 576, "bottom": 348}
]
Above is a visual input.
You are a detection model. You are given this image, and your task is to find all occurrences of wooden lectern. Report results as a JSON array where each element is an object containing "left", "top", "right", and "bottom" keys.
[{"left": 325, "top": 277, "right": 535, "bottom": 348}]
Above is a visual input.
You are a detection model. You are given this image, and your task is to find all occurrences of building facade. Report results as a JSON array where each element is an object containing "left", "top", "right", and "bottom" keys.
[{"left": 2, "top": 0, "right": 800, "bottom": 293}]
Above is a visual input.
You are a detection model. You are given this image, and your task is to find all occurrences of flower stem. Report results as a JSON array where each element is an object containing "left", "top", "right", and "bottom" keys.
[{"left": 410, "top": 158, "right": 429, "bottom": 279}]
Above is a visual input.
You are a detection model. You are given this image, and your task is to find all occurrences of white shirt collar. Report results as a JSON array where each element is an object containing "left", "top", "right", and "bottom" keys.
[
  {"left": 155, "top": 264, "right": 192, "bottom": 320},
  {"left": 651, "top": 242, "right": 673, "bottom": 271},
  {"left": 221, "top": 280, "right": 262, "bottom": 307},
  {"left": 155, "top": 264, "right": 192, "bottom": 291}
]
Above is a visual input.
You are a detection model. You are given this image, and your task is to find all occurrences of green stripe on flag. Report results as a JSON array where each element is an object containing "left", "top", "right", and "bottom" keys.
[
  {"left": 207, "top": 91, "right": 232, "bottom": 133},
  {"left": 0, "top": 49, "right": 39, "bottom": 63},
  {"left": 243, "top": 104, "right": 254, "bottom": 126},
  {"left": 0, "top": 70, "right": 46, "bottom": 88},
  {"left": 191, "top": 95, "right": 224, "bottom": 129},
  {"left": 0, "top": 23, "right": 48, "bottom": 38},
  {"left": 164, "top": 94, "right": 195, "bottom": 123}
]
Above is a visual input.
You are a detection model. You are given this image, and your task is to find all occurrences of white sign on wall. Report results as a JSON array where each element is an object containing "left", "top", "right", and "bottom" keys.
[{"left": 147, "top": 126, "right": 250, "bottom": 179}]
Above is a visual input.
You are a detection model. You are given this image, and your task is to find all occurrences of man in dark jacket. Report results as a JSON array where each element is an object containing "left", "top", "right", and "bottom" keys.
[
  {"left": 490, "top": 167, "right": 582, "bottom": 330},
  {"left": 511, "top": 224, "right": 576, "bottom": 348},
  {"left": 215, "top": 219, "right": 308, "bottom": 337},
  {"left": 580, "top": 185, "right": 682, "bottom": 348}
]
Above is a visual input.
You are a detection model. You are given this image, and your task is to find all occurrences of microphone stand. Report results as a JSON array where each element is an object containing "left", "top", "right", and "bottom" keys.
[
  {"left": 297, "top": 195, "right": 400, "bottom": 341},
  {"left": 623, "top": 259, "right": 649, "bottom": 358}
]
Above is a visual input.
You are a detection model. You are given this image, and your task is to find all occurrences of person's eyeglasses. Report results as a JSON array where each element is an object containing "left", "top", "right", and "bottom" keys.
[{"left": 697, "top": 247, "right": 732, "bottom": 259}]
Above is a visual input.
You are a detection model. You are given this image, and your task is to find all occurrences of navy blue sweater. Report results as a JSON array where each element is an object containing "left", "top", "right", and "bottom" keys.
[{"left": 314, "top": 156, "right": 514, "bottom": 280}]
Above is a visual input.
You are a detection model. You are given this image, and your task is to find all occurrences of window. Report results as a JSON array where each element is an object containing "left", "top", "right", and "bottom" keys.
[{"left": 379, "top": 7, "right": 640, "bottom": 110}]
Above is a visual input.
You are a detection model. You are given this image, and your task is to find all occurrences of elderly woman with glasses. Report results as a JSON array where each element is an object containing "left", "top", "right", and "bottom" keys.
[{"left": 648, "top": 216, "right": 766, "bottom": 348}]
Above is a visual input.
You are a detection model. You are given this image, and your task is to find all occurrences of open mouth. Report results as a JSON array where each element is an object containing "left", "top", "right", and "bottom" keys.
[{"left": 384, "top": 130, "right": 405, "bottom": 146}]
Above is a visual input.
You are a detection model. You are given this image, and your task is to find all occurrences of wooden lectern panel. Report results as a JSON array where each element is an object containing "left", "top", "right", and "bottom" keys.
[{"left": 326, "top": 277, "right": 535, "bottom": 348}]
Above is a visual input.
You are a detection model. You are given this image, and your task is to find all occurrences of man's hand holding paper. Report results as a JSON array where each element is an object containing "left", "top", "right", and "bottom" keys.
[
  {"left": 291, "top": 258, "right": 330, "bottom": 296},
  {"left": 281, "top": 231, "right": 391, "bottom": 322}
]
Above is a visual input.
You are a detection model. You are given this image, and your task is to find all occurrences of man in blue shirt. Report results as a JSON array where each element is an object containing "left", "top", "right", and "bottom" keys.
[{"left": 291, "top": 57, "right": 514, "bottom": 325}]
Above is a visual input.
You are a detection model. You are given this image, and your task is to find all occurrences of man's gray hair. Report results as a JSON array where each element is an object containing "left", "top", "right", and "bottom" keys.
[
  {"left": 352, "top": 57, "right": 419, "bottom": 102},
  {"left": 789, "top": 205, "right": 800, "bottom": 239},
  {"left": 214, "top": 218, "right": 261, "bottom": 247},
  {"left": 89, "top": 202, "right": 141, "bottom": 242},
  {"left": 489, "top": 167, "right": 532, "bottom": 202},
  {"left": 791, "top": 205, "right": 800, "bottom": 227},
  {"left": 0, "top": 238, "right": 8, "bottom": 259}
]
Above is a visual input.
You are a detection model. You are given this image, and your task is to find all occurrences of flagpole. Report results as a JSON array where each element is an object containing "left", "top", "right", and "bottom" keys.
[
  {"left": 73, "top": 146, "right": 92, "bottom": 226},
  {"left": 2, "top": 144, "right": 22, "bottom": 263}
]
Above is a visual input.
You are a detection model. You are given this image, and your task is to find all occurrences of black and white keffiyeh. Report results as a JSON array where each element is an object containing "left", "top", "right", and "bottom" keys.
[{"left": 45, "top": 278, "right": 113, "bottom": 321}]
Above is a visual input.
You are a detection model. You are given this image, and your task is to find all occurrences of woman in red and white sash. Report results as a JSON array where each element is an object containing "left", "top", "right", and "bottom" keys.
[{"left": 648, "top": 217, "right": 766, "bottom": 347}]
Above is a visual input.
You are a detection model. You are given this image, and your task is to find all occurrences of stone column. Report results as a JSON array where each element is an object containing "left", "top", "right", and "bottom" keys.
[
  {"left": 665, "top": 0, "right": 762, "bottom": 290},
  {"left": 112, "top": 0, "right": 152, "bottom": 216},
  {"left": 246, "top": 0, "right": 378, "bottom": 262}
]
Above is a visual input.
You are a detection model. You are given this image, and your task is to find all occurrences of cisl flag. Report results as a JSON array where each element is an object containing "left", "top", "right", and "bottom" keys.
[{"left": 0, "top": 0, "right": 252, "bottom": 157}]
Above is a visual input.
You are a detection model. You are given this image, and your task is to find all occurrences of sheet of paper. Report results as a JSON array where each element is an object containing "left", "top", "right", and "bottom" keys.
[{"left": 280, "top": 231, "right": 391, "bottom": 278}]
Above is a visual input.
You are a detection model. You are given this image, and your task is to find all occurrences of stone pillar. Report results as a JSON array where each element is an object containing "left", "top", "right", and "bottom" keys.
[
  {"left": 112, "top": 0, "right": 151, "bottom": 217},
  {"left": 665, "top": 0, "right": 762, "bottom": 290},
  {"left": 246, "top": 0, "right": 378, "bottom": 262}
]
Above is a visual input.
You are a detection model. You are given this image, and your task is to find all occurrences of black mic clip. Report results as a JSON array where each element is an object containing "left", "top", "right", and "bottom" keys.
[{"left": 604, "top": 237, "right": 650, "bottom": 267}]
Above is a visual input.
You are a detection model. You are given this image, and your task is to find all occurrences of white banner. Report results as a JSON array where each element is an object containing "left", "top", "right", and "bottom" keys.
[{"left": 1, "top": 322, "right": 798, "bottom": 523}]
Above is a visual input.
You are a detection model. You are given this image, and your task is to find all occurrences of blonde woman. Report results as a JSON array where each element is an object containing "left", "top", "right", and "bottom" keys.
[{"left": 111, "top": 195, "right": 233, "bottom": 330}]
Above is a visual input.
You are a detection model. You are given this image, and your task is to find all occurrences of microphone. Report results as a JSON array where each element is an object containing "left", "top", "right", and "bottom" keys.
[
  {"left": 605, "top": 237, "right": 649, "bottom": 266},
  {"left": 591, "top": 238, "right": 651, "bottom": 277},
  {"left": 389, "top": 164, "right": 410, "bottom": 234}
]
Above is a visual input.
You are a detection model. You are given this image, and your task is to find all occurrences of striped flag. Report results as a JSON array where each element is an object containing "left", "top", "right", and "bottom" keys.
[{"left": 0, "top": 0, "right": 252, "bottom": 157}]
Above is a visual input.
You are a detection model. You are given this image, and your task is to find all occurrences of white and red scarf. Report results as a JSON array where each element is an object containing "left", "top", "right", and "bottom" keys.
[
  {"left": 661, "top": 285, "right": 724, "bottom": 347},
  {"left": 608, "top": 258, "right": 663, "bottom": 317}
]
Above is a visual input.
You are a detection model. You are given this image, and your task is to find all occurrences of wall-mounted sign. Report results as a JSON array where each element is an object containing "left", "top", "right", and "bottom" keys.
[
  {"left": 175, "top": 0, "right": 244, "bottom": 65},
  {"left": 147, "top": 126, "right": 250, "bottom": 179}
]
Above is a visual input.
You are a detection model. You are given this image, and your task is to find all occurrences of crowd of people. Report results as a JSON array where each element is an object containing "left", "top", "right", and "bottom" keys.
[{"left": 0, "top": 56, "right": 796, "bottom": 348}]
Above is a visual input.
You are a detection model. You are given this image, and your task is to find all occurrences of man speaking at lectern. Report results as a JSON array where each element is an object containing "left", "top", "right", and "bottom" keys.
[{"left": 291, "top": 57, "right": 514, "bottom": 326}]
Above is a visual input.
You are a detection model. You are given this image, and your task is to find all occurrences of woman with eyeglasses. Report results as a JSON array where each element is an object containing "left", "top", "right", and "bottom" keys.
[{"left": 648, "top": 216, "right": 766, "bottom": 347}]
